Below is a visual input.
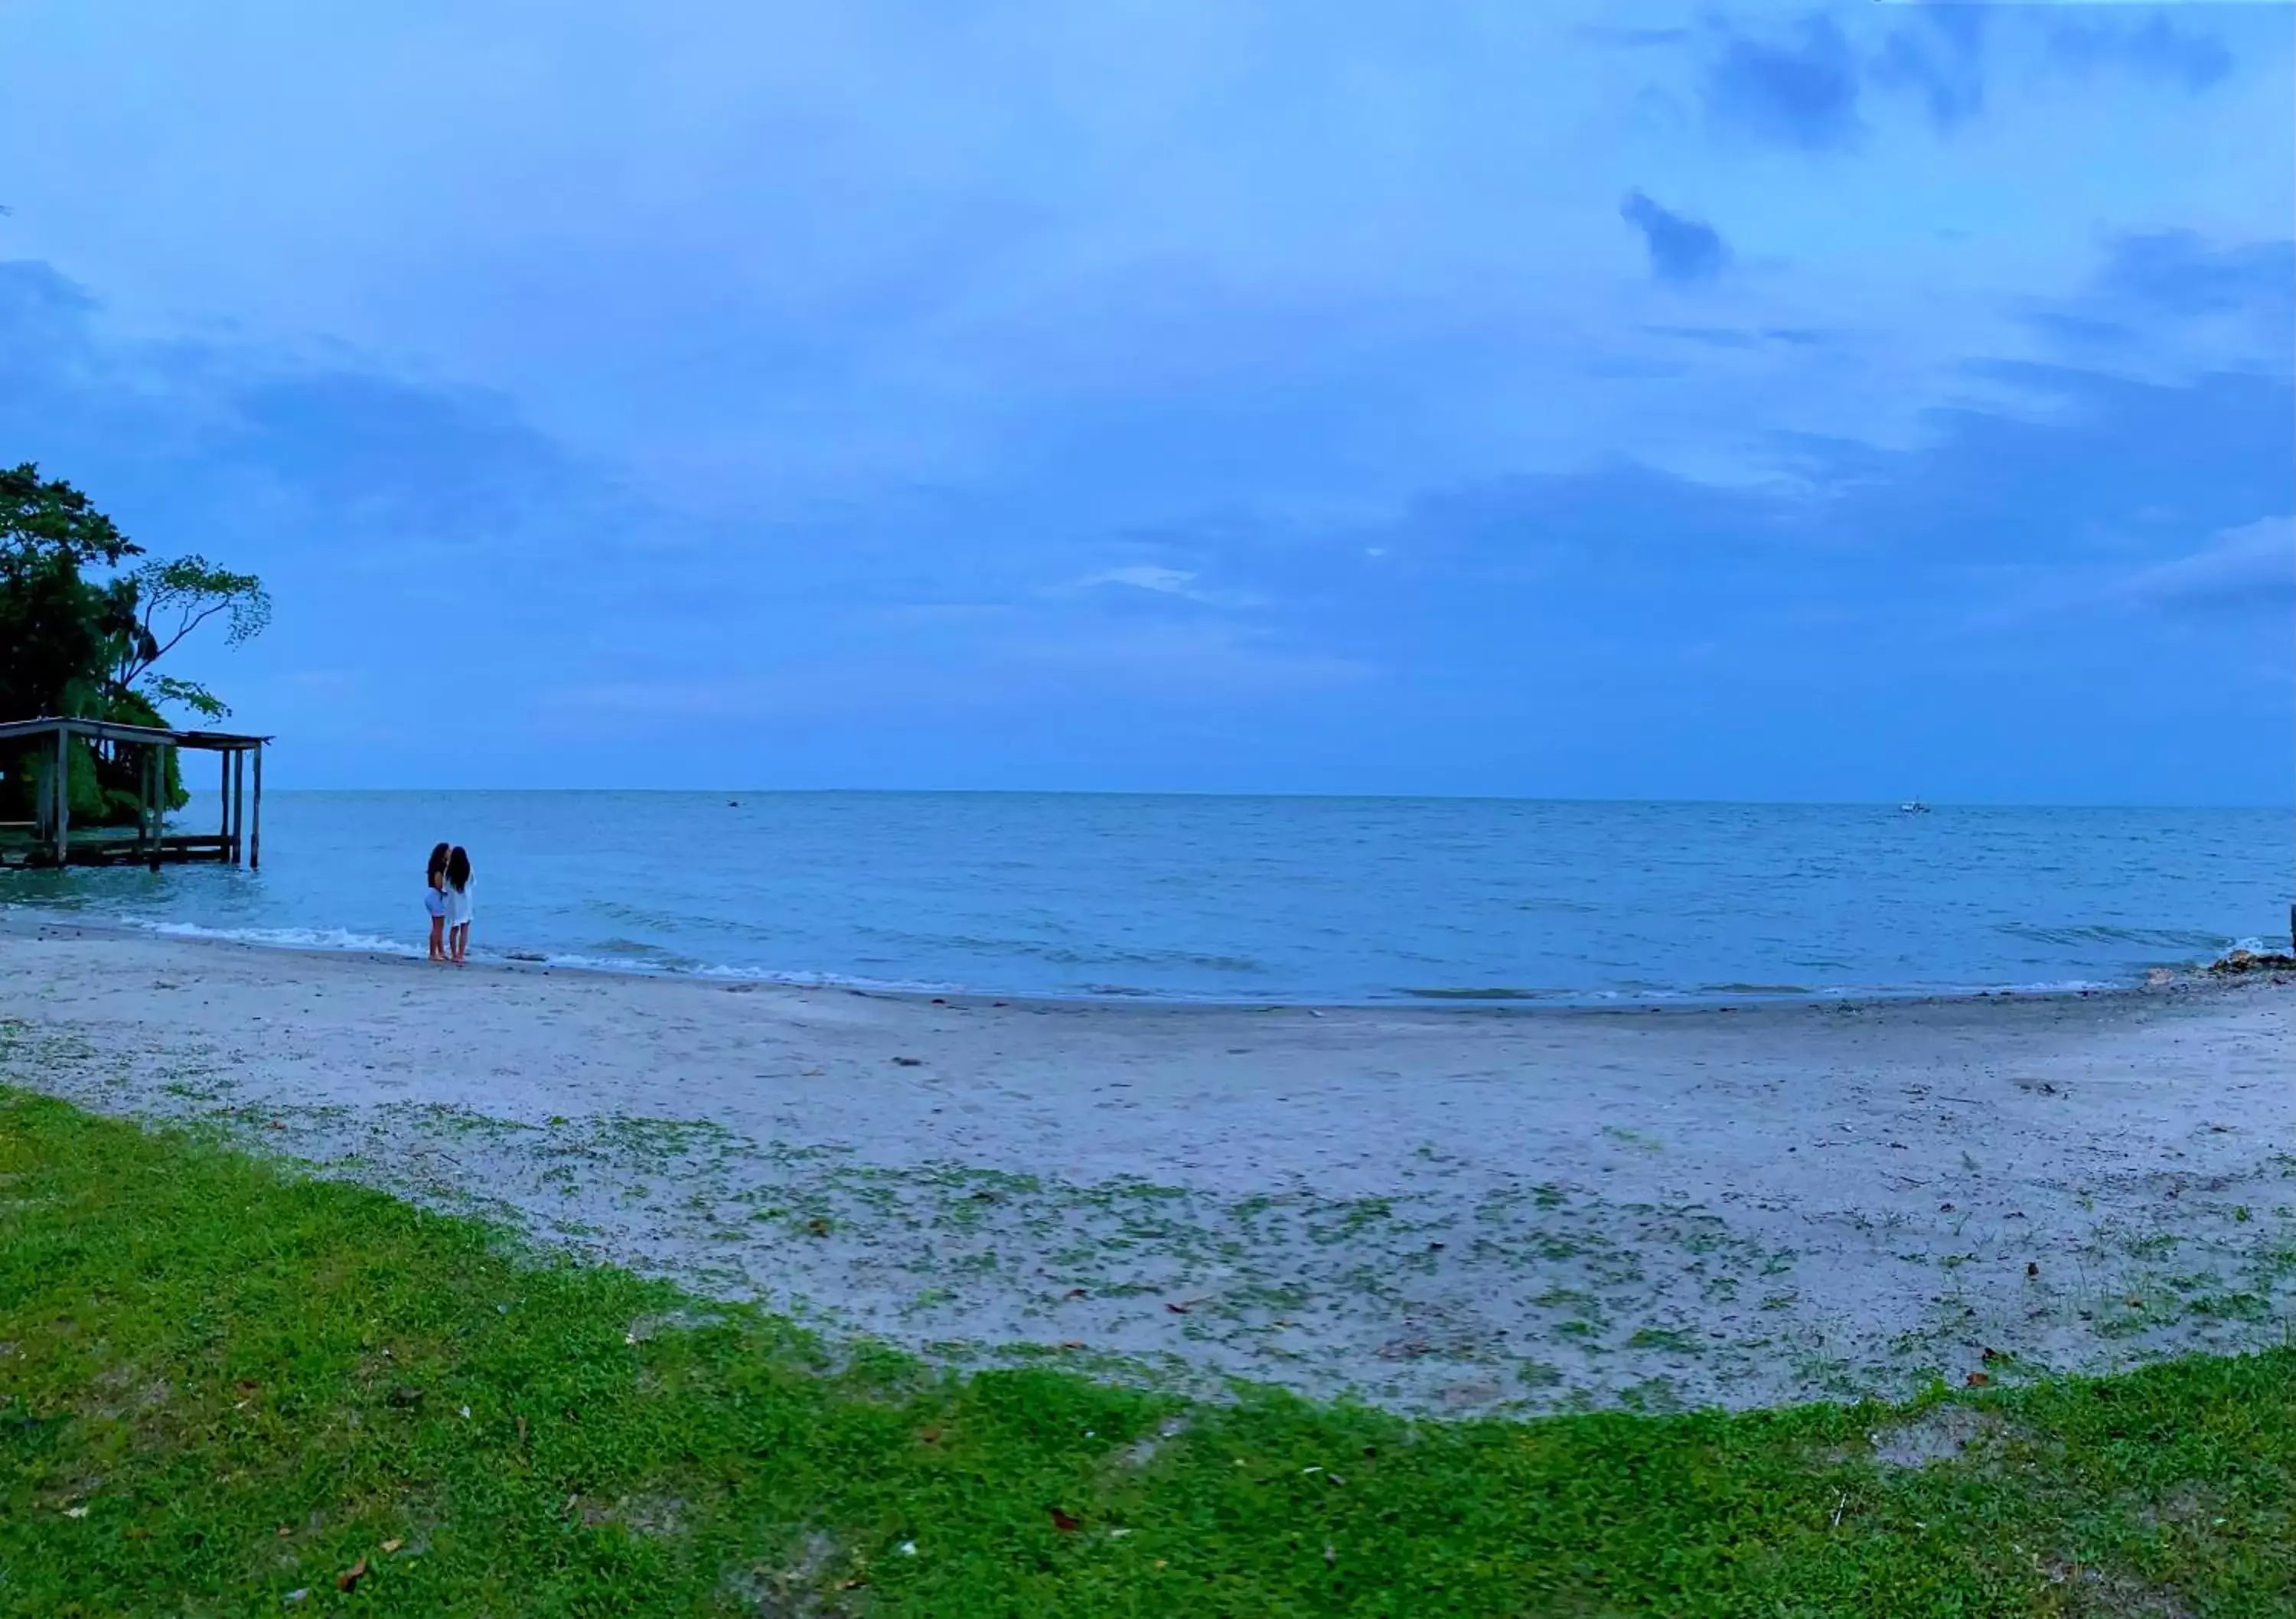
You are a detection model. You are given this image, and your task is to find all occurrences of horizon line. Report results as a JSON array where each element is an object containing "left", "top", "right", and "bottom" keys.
[{"left": 172, "top": 786, "right": 2296, "bottom": 813}]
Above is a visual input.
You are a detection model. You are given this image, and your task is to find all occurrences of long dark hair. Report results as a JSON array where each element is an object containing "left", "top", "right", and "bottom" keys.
[
  {"left": 447, "top": 845, "right": 471, "bottom": 893},
  {"left": 427, "top": 842, "right": 451, "bottom": 884}
]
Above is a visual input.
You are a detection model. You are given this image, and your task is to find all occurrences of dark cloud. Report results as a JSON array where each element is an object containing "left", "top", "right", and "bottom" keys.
[
  {"left": 1870, "top": 5, "right": 1988, "bottom": 132},
  {"left": 1336, "top": 369, "right": 2286, "bottom": 615},
  {"left": 0, "top": 259, "right": 98, "bottom": 351},
  {"left": 2023, "top": 231, "right": 2296, "bottom": 378},
  {"left": 2095, "top": 232, "right": 2296, "bottom": 323},
  {"left": 0, "top": 255, "right": 687, "bottom": 770},
  {"left": 1643, "top": 324, "right": 1756, "bottom": 349},
  {"left": 210, "top": 370, "right": 585, "bottom": 531},
  {"left": 2016, "top": 311, "right": 2135, "bottom": 351},
  {"left": 1831, "top": 362, "right": 2291, "bottom": 568},
  {"left": 0, "top": 258, "right": 585, "bottom": 537},
  {"left": 1332, "top": 360, "right": 2291, "bottom": 620},
  {"left": 2048, "top": 15, "right": 2233, "bottom": 94},
  {"left": 1645, "top": 325, "right": 1835, "bottom": 350},
  {"left": 1619, "top": 191, "right": 1730, "bottom": 285},
  {"left": 1273, "top": 357, "right": 2293, "bottom": 802},
  {"left": 1692, "top": 7, "right": 2236, "bottom": 151},
  {"left": 1700, "top": 15, "right": 1863, "bottom": 150},
  {"left": 2114, "top": 519, "right": 2294, "bottom": 617}
]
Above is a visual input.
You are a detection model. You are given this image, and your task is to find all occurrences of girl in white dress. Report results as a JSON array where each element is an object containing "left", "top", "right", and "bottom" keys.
[{"left": 445, "top": 845, "right": 475, "bottom": 965}]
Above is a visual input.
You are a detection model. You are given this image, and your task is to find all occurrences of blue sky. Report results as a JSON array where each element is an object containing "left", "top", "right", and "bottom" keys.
[{"left": 2, "top": 2, "right": 2289, "bottom": 802}]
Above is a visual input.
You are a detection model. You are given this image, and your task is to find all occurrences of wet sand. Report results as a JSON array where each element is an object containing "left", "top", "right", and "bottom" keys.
[{"left": 3, "top": 911, "right": 2291, "bottom": 1415}]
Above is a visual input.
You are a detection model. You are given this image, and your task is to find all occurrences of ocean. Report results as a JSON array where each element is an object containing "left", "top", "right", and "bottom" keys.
[{"left": 2, "top": 792, "right": 2287, "bottom": 1005}]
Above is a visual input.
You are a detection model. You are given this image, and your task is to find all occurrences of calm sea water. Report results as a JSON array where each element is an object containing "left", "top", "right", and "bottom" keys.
[{"left": 2, "top": 793, "right": 2288, "bottom": 1004}]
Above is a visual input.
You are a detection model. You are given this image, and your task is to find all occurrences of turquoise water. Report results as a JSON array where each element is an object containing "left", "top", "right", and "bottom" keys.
[{"left": 2, "top": 792, "right": 2288, "bottom": 1004}]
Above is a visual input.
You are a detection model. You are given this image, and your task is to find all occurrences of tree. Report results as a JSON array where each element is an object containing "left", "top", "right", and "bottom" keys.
[
  {"left": 0, "top": 464, "right": 142, "bottom": 724},
  {"left": 109, "top": 555, "right": 272, "bottom": 722},
  {"left": 0, "top": 464, "right": 269, "bottom": 825}
]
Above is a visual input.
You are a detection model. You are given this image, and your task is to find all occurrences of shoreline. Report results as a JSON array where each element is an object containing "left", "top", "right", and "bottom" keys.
[
  {"left": 4, "top": 912, "right": 2291, "bottom": 1416},
  {"left": 0, "top": 901, "right": 2221, "bottom": 1016}
]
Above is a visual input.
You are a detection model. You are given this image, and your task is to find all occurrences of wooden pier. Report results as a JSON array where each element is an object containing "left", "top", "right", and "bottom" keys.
[{"left": 0, "top": 717, "right": 269, "bottom": 871}]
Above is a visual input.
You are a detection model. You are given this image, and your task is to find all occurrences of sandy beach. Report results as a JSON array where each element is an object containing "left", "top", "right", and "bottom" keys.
[{"left": 4, "top": 909, "right": 2291, "bottom": 1416}]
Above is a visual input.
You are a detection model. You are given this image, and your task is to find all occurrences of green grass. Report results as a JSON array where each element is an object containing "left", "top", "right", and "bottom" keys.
[{"left": 3, "top": 1089, "right": 2294, "bottom": 1617}]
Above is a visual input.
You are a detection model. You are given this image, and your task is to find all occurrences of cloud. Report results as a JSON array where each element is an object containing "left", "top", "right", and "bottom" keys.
[
  {"left": 2095, "top": 232, "right": 2296, "bottom": 323},
  {"left": 1700, "top": 15, "right": 1863, "bottom": 150},
  {"left": 1064, "top": 563, "right": 1266, "bottom": 611},
  {"left": 2016, "top": 230, "right": 2296, "bottom": 383},
  {"left": 2048, "top": 15, "right": 2232, "bottom": 95},
  {"left": 2113, "top": 516, "right": 2294, "bottom": 615},
  {"left": 2016, "top": 311, "right": 2134, "bottom": 352},
  {"left": 0, "top": 258, "right": 605, "bottom": 548},
  {"left": 1691, "top": 7, "right": 2240, "bottom": 151},
  {"left": 1643, "top": 324, "right": 1756, "bottom": 350},
  {"left": 0, "top": 258, "right": 96, "bottom": 339},
  {"left": 1074, "top": 565, "right": 1204, "bottom": 597},
  {"left": 1619, "top": 191, "right": 1730, "bottom": 285},
  {"left": 0, "top": 254, "right": 709, "bottom": 753},
  {"left": 2, "top": 1, "right": 2288, "bottom": 800},
  {"left": 1870, "top": 6, "right": 1987, "bottom": 132}
]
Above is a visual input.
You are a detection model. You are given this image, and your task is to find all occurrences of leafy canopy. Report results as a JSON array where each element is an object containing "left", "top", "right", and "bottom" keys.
[{"left": 0, "top": 462, "right": 269, "bottom": 820}]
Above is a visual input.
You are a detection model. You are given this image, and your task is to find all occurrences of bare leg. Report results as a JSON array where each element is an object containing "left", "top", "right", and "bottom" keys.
[{"left": 429, "top": 915, "right": 445, "bottom": 961}]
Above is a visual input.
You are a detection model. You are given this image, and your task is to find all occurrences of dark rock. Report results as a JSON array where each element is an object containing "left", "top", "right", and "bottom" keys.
[{"left": 2207, "top": 950, "right": 2296, "bottom": 977}]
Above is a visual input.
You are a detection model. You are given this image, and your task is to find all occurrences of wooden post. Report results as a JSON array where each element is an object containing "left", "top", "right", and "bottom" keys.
[
  {"left": 53, "top": 724, "right": 70, "bottom": 867},
  {"left": 30, "top": 751, "right": 48, "bottom": 843},
  {"left": 230, "top": 749, "right": 244, "bottom": 865},
  {"left": 219, "top": 750, "right": 230, "bottom": 846},
  {"left": 147, "top": 747, "right": 164, "bottom": 871},
  {"left": 249, "top": 744, "right": 263, "bottom": 870}
]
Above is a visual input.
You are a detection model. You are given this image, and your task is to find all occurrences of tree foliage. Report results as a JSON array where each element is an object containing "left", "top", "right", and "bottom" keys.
[
  {"left": 0, "top": 463, "right": 269, "bottom": 824},
  {"left": 1, "top": 464, "right": 142, "bottom": 725},
  {"left": 111, "top": 555, "right": 272, "bottom": 722}
]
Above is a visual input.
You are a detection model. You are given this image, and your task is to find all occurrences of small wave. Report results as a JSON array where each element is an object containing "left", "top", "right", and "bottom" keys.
[
  {"left": 0, "top": 903, "right": 2185, "bottom": 1009},
  {"left": 852, "top": 926, "right": 1268, "bottom": 976},
  {"left": 1995, "top": 922, "right": 2232, "bottom": 951},
  {"left": 1400, "top": 986, "right": 1559, "bottom": 1002},
  {"left": 582, "top": 937, "right": 683, "bottom": 959},
  {"left": 137, "top": 919, "right": 404, "bottom": 953},
  {"left": 140, "top": 920, "right": 423, "bottom": 958}
]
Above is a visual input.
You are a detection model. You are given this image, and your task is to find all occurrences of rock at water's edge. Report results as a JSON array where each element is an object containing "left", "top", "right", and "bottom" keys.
[{"left": 2206, "top": 949, "right": 2296, "bottom": 976}]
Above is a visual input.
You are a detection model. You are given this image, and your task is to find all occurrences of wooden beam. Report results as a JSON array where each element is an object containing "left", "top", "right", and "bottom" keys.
[
  {"left": 230, "top": 749, "right": 244, "bottom": 865},
  {"left": 219, "top": 750, "right": 230, "bottom": 841},
  {"left": 249, "top": 744, "right": 263, "bottom": 870}
]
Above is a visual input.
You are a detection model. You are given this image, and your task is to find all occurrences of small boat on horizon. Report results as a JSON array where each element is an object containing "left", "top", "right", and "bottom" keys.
[{"left": 1900, "top": 800, "right": 1931, "bottom": 814}]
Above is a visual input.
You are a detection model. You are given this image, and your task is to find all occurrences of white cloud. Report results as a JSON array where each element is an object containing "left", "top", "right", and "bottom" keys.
[
  {"left": 1065, "top": 565, "right": 1264, "bottom": 608},
  {"left": 2114, "top": 515, "right": 2293, "bottom": 612},
  {"left": 1075, "top": 565, "right": 1199, "bottom": 595}
]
